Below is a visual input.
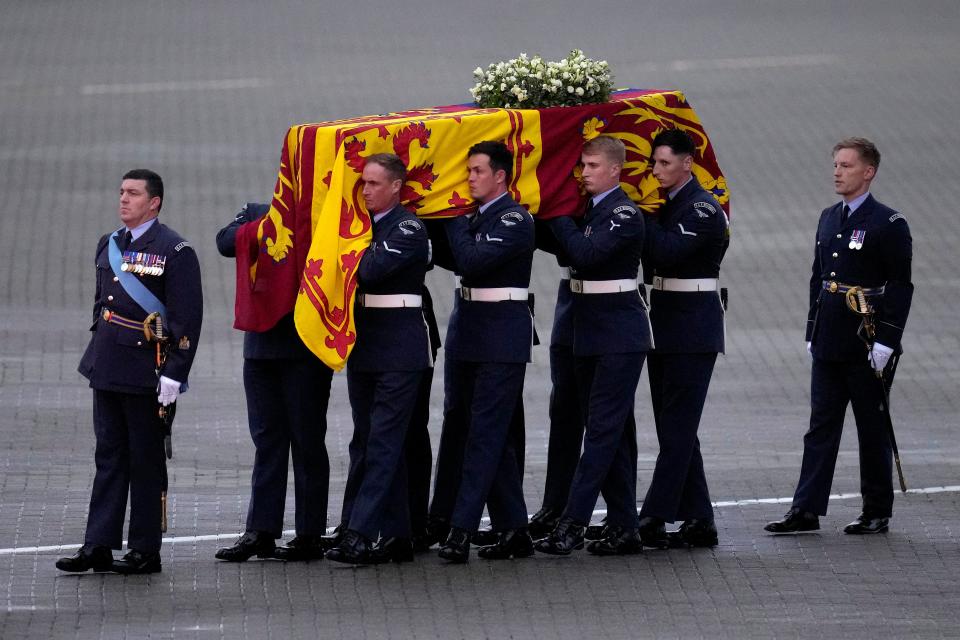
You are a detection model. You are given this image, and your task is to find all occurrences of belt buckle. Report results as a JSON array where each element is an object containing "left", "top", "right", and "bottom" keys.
[
  {"left": 828, "top": 281, "right": 838, "bottom": 293},
  {"left": 653, "top": 276, "right": 662, "bottom": 290},
  {"left": 102, "top": 309, "right": 112, "bottom": 321},
  {"left": 460, "top": 287, "right": 471, "bottom": 302},
  {"left": 570, "top": 280, "right": 582, "bottom": 294}
]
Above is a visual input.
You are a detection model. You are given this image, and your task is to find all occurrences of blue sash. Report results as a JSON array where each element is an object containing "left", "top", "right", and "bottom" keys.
[
  {"left": 107, "top": 230, "right": 189, "bottom": 393},
  {"left": 108, "top": 230, "right": 167, "bottom": 323}
]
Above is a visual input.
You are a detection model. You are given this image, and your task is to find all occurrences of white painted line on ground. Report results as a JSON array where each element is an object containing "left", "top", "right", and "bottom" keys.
[
  {"left": 80, "top": 78, "right": 271, "bottom": 95},
  {"left": 4, "top": 485, "right": 958, "bottom": 556}
]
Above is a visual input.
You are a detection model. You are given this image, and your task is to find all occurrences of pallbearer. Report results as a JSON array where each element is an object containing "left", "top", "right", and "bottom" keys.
[
  {"left": 326, "top": 153, "right": 433, "bottom": 564},
  {"left": 436, "top": 141, "right": 536, "bottom": 564},
  {"left": 638, "top": 129, "right": 729, "bottom": 549},
  {"left": 535, "top": 136, "right": 651, "bottom": 557},
  {"left": 215, "top": 203, "right": 333, "bottom": 563}
]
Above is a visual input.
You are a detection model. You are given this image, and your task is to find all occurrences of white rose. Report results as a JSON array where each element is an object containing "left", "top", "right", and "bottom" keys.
[
  {"left": 576, "top": 87, "right": 585, "bottom": 96},
  {"left": 567, "top": 85, "right": 575, "bottom": 93}
]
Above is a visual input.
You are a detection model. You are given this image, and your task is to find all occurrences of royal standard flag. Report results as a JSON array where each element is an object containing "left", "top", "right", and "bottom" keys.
[{"left": 233, "top": 89, "right": 728, "bottom": 370}]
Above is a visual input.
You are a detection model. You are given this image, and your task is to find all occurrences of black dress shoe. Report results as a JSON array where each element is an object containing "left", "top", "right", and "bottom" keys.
[
  {"left": 534, "top": 516, "right": 585, "bottom": 556},
  {"left": 764, "top": 508, "right": 820, "bottom": 534},
  {"left": 438, "top": 527, "right": 471, "bottom": 563},
  {"left": 471, "top": 528, "right": 499, "bottom": 546},
  {"left": 325, "top": 530, "right": 375, "bottom": 565},
  {"left": 587, "top": 526, "right": 643, "bottom": 556},
  {"left": 477, "top": 528, "right": 534, "bottom": 560},
  {"left": 528, "top": 507, "right": 561, "bottom": 539},
  {"left": 668, "top": 518, "right": 719, "bottom": 548},
  {"left": 410, "top": 529, "right": 434, "bottom": 553},
  {"left": 638, "top": 517, "right": 669, "bottom": 549},
  {"left": 112, "top": 550, "right": 162, "bottom": 574},
  {"left": 424, "top": 517, "right": 450, "bottom": 548},
  {"left": 843, "top": 514, "right": 889, "bottom": 535},
  {"left": 55, "top": 545, "right": 113, "bottom": 573},
  {"left": 370, "top": 537, "right": 414, "bottom": 563},
  {"left": 273, "top": 535, "right": 326, "bottom": 561},
  {"left": 319, "top": 523, "right": 347, "bottom": 551},
  {"left": 584, "top": 523, "right": 610, "bottom": 541},
  {"left": 215, "top": 531, "right": 276, "bottom": 562}
]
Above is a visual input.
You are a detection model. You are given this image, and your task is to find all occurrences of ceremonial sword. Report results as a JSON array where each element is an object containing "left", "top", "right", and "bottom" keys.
[{"left": 845, "top": 286, "right": 907, "bottom": 492}]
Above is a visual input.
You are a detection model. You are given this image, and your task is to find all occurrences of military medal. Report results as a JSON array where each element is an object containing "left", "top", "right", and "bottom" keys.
[{"left": 848, "top": 229, "right": 865, "bottom": 250}]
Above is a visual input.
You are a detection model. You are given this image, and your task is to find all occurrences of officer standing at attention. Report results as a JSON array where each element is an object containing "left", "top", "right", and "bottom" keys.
[
  {"left": 436, "top": 141, "right": 536, "bottom": 563},
  {"left": 766, "top": 137, "right": 912, "bottom": 535},
  {"left": 637, "top": 129, "right": 729, "bottom": 549},
  {"left": 535, "top": 135, "right": 651, "bottom": 556},
  {"left": 56, "top": 169, "right": 202, "bottom": 574},
  {"left": 214, "top": 203, "right": 333, "bottom": 562},
  {"left": 325, "top": 153, "right": 431, "bottom": 564}
]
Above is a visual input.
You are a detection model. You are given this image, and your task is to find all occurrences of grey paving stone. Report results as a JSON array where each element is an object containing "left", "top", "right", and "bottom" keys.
[{"left": 1, "top": 0, "right": 959, "bottom": 638}]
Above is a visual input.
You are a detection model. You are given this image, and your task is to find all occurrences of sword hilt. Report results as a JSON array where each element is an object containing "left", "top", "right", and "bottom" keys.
[{"left": 143, "top": 311, "right": 167, "bottom": 343}]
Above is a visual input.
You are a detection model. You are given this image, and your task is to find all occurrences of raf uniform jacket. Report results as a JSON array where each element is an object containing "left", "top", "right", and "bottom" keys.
[
  {"left": 215, "top": 203, "right": 313, "bottom": 361},
  {"left": 805, "top": 194, "right": 913, "bottom": 362},
  {"left": 643, "top": 177, "right": 729, "bottom": 354},
  {"left": 349, "top": 204, "right": 432, "bottom": 372},
  {"left": 444, "top": 193, "right": 535, "bottom": 364},
  {"left": 79, "top": 220, "right": 203, "bottom": 394},
  {"left": 549, "top": 186, "right": 652, "bottom": 356}
]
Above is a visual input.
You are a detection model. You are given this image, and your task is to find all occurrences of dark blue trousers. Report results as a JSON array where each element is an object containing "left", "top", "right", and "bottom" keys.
[
  {"left": 640, "top": 352, "right": 717, "bottom": 523},
  {"left": 563, "top": 352, "right": 643, "bottom": 528},
  {"left": 406, "top": 367, "right": 434, "bottom": 533},
  {"left": 430, "top": 369, "right": 525, "bottom": 529},
  {"left": 345, "top": 369, "right": 424, "bottom": 540},
  {"left": 242, "top": 358, "right": 332, "bottom": 538},
  {"left": 793, "top": 357, "right": 895, "bottom": 517},
  {"left": 541, "top": 343, "right": 636, "bottom": 514},
  {"left": 85, "top": 390, "right": 166, "bottom": 553},
  {"left": 444, "top": 360, "right": 528, "bottom": 532}
]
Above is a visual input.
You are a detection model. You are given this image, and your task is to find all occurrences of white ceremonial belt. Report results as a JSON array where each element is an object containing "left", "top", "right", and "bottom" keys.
[
  {"left": 559, "top": 267, "right": 571, "bottom": 280},
  {"left": 569, "top": 278, "right": 638, "bottom": 294},
  {"left": 358, "top": 293, "right": 422, "bottom": 308},
  {"left": 459, "top": 286, "right": 529, "bottom": 302},
  {"left": 651, "top": 277, "right": 718, "bottom": 292}
]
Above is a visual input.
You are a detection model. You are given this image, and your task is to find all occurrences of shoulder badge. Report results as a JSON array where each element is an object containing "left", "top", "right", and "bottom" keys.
[
  {"left": 174, "top": 241, "right": 190, "bottom": 252},
  {"left": 888, "top": 213, "right": 905, "bottom": 223},
  {"left": 500, "top": 211, "right": 525, "bottom": 226},
  {"left": 398, "top": 219, "right": 422, "bottom": 235},
  {"left": 693, "top": 201, "right": 717, "bottom": 218},
  {"left": 612, "top": 205, "right": 637, "bottom": 219}
]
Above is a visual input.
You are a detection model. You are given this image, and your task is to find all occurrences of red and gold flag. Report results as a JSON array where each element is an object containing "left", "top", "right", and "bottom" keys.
[{"left": 233, "top": 88, "right": 728, "bottom": 370}]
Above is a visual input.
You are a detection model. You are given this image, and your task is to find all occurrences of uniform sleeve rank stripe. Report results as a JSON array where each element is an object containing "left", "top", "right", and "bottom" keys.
[
  {"left": 174, "top": 241, "right": 190, "bottom": 252},
  {"left": 678, "top": 223, "right": 698, "bottom": 236},
  {"left": 888, "top": 213, "right": 905, "bottom": 223},
  {"left": 500, "top": 211, "right": 524, "bottom": 226}
]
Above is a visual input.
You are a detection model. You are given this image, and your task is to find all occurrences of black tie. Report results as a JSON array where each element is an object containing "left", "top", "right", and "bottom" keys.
[
  {"left": 584, "top": 198, "right": 594, "bottom": 215},
  {"left": 840, "top": 204, "right": 850, "bottom": 225}
]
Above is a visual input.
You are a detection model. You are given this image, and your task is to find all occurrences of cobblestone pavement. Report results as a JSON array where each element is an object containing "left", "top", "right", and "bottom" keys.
[{"left": 1, "top": 1, "right": 959, "bottom": 638}]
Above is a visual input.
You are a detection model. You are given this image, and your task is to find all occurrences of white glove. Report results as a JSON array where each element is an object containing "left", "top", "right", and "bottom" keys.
[
  {"left": 806, "top": 341, "right": 812, "bottom": 355},
  {"left": 869, "top": 342, "right": 894, "bottom": 372},
  {"left": 158, "top": 375, "right": 181, "bottom": 406}
]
